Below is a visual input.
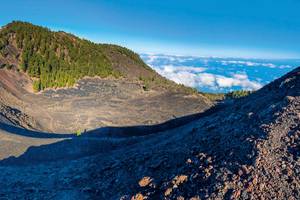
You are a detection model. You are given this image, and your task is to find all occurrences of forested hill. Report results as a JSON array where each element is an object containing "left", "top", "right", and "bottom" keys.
[{"left": 0, "top": 21, "right": 185, "bottom": 92}]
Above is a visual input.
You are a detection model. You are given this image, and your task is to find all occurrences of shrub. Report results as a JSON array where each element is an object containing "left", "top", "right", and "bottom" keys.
[
  {"left": 226, "top": 90, "right": 251, "bottom": 99},
  {"left": 76, "top": 129, "right": 82, "bottom": 136},
  {"left": 32, "top": 80, "right": 41, "bottom": 92}
]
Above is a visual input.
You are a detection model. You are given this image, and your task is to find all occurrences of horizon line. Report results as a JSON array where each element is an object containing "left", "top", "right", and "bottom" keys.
[{"left": 138, "top": 52, "right": 300, "bottom": 60}]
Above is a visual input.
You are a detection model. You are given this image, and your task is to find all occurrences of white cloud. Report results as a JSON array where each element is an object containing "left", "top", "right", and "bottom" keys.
[
  {"left": 232, "top": 73, "right": 248, "bottom": 79},
  {"left": 197, "top": 73, "right": 216, "bottom": 87},
  {"left": 215, "top": 73, "right": 262, "bottom": 90},
  {"left": 152, "top": 64, "right": 263, "bottom": 91},
  {"left": 153, "top": 65, "right": 206, "bottom": 88},
  {"left": 142, "top": 54, "right": 198, "bottom": 64},
  {"left": 219, "top": 60, "right": 292, "bottom": 69},
  {"left": 145, "top": 55, "right": 159, "bottom": 64},
  {"left": 278, "top": 65, "right": 293, "bottom": 69},
  {"left": 162, "top": 65, "right": 206, "bottom": 73},
  {"left": 141, "top": 54, "right": 297, "bottom": 92},
  {"left": 143, "top": 54, "right": 294, "bottom": 70}
]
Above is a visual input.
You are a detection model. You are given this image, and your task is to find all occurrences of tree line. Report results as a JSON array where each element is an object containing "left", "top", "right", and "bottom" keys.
[{"left": 0, "top": 21, "right": 122, "bottom": 91}]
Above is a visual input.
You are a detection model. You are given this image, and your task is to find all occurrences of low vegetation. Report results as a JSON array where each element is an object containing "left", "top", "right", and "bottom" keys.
[
  {"left": 225, "top": 90, "right": 252, "bottom": 99},
  {"left": 201, "top": 90, "right": 252, "bottom": 101},
  {"left": 200, "top": 92, "right": 225, "bottom": 101},
  {"left": 76, "top": 129, "right": 83, "bottom": 136}
]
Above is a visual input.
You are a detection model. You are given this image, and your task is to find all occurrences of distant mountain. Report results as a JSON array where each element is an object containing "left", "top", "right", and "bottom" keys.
[{"left": 0, "top": 21, "right": 194, "bottom": 93}]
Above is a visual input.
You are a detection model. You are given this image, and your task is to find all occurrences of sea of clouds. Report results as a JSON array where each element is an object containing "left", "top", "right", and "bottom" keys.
[{"left": 140, "top": 54, "right": 300, "bottom": 93}]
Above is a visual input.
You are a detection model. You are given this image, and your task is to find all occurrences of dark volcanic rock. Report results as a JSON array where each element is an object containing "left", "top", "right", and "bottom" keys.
[{"left": 0, "top": 67, "right": 299, "bottom": 200}]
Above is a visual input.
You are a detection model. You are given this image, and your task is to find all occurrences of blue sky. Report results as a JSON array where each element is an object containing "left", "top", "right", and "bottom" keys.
[{"left": 1, "top": 0, "right": 300, "bottom": 58}]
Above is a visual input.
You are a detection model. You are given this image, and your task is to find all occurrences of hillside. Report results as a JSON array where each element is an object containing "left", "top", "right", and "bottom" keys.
[
  {"left": 0, "top": 21, "right": 212, "bottom": 132},
  {"left": 0, "top": 67, "right": 211, "bottom": 133},
  {"left": 0, "top": 67, "right": 299, "bottom": 199},
  {"left": 0, "top": 21, "right": 193, "bottom": 93},
  {"left": 0, "top": 21, "right": 299, "bottom": 200}
]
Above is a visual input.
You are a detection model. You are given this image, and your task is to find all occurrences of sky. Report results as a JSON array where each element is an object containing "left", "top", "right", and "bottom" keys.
[{"left": 1, "top": 0, "right": 300, "bottom": 58}]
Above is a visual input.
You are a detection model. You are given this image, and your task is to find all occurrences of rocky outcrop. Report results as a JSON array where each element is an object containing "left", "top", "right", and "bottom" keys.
[{"left": 0, "top": 103, "right": 39, "bottom": 129}]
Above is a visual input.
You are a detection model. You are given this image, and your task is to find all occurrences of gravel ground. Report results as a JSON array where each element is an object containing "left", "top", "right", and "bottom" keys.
[
  {"left": 0, "top": 68, "right": 298, "bottom": 199},
  {"left": 0, "top": 69, "right": 212, "bottom": 133}
]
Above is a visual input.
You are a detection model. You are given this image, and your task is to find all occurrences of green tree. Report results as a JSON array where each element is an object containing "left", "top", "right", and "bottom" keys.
[{"left": 32, "top": 80, "right": 41, "bottom": 92}]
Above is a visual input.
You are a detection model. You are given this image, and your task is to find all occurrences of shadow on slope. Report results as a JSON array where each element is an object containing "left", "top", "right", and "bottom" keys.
[
  {"left": 0, "top": 67, "right": 298, "bottom": 199},
  {"left": 85, "top": 104, "right": 224, "bottom": 138},
  {"left": 0, "top": 122, "right": 74, "bottom": 139},
  {"left": 0, "top": 104, "right": 224, "bottom": 165},
  {"left": 125, "top": 66, "right": 300, "bottom": 199}
]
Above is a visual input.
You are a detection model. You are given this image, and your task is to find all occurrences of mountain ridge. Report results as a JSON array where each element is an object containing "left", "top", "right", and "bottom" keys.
[
  {"left": 0, "top": 67, "right": 212, "bottom": 132},
  {"left": 0, "top": 21, "right": 197, "bottom": 94},
  {"left": 0, "top": 21, "right": 212, "bottom": 133}
]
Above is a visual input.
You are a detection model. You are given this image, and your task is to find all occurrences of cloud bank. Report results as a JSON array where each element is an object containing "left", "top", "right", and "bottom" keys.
[
  {"left": 152, "top": 65, "right": 263, "bottom": 91},
  {"left": 141, "top": 54, "right": 297, "bottom": 92},
  {"left": 219, "top": 60, "right": 292, "bottom": 69}
]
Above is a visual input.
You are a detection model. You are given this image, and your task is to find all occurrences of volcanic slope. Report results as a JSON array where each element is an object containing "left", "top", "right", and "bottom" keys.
[
  {"left": 0, "top": 69, "right": 299, "bottom": 199},
  {"left": 0, "top": 21, "right": 212, "bottom": 132}
]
